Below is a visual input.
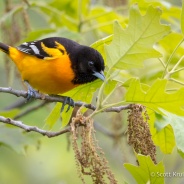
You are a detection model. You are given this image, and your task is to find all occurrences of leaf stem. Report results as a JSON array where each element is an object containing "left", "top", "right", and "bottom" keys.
[
  {"left": 95, "top": 68, "right": 114, "bottom": 110},
  {"left": 81, "top": 6, "right": 128, "bottom": 24},
  {"left": 158, "top": 58, "right": 166, "bottom": 68},
  {"left": 163, "top": 37, "right": 184, "bottom": 78},
  {"left": 171, "top": 67, "right": 184, "bottom": 73},
  {"left": 170, "top": 55, "right": 184, "bottom": 74},
  {"left": 101, "top": 86, "right": 116, "bottom": 106},
  {"left": 77, "top": 0, "right": 83, "bottom": 32},
  {"left": 95, "top": 79, "right": 107, "bottom": 110},
  {"left": 169, "top": 78, "right": 184, "bottom": 86},
  {"left": 88, "top": 103, "right": 131, "bottom": 119},
  {"left": 95, "top": 101, "right": 128, "bottom": 116}
]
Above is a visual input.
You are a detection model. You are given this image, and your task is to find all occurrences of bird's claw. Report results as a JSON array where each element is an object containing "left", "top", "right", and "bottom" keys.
[
  {"left": 61, "top": 97, "right": 75, "bottom": 113},
  {"left": 27, "top": 88, "right": 38, "bottom": 100},
  {"left": 25, "top": 81, "right": 39, "bottom": 101}
]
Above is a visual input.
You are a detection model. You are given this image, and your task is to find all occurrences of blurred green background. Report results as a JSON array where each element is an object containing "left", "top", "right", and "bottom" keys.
[{"left": 0, "top": 0, "right": 184, "bottom": 184}]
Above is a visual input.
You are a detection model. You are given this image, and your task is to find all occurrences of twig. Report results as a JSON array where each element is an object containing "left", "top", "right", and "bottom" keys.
[
  {"left": 4, "top": 98, "right": 27, "bottom": 110},
  {"left": 0, "top": 87, "right": 132, "bottom": 112},
  {"left": 170, "top": 55, "right": 184, "bottom": 74},
  {"left": 0, "top": 116, "right": 125, "bottom": 138},
  {"left": 0, "top": 86, "right": 132, "bottom": 138},
  {"left": 163, "top": 37, "right": 184, "bottom": 78},
  {"left": 94, "top": 121, "right": 125, "bottom": 138},
  {"left": 0, "top": 115, "right": 127, "bottom": 140},
  {"left": 158, "top": 58, "right": 166, "bottom": 68},
  {"left": 105, "top": 104, "right": 131, "bottom": 112},
  {"left": 0, "top": 116, "right": 70, "bottom": 137},
  {"left": 22, "top": 0, "right": 30, "bottom": 6},
  {"left": 169, "top": 78, "right": 184, "bottom": 86},
  {"left": 14, "top": 101, "right": 48, "bottom": 119}
]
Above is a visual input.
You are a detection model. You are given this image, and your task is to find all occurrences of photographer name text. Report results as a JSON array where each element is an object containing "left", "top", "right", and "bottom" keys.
[{"left": 151, "top": 172, "right": 184, "bottom": 178}]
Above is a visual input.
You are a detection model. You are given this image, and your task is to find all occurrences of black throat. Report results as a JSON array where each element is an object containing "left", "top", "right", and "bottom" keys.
[{"left": 72, "top": 73, "right": 97, "bottom": 84}]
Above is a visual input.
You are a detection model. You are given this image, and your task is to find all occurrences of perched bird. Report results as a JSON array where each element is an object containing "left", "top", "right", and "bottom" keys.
[{"left": 0, "top": 37, "right": 105, "bottom": 109}]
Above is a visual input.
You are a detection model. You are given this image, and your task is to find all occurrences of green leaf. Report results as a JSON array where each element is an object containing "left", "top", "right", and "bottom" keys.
[
  {"left": 45, "top": 103, "right": 62, "bottom": 129},
  {"left": 87, "top": 7, "right": 125, "bottom": 34},
  {"left": 125, "top": 78, "right": 184, "bottom": 116},
  {"left": 157, "top": 109, "right": 184, "bottom": 156},
  {"left": 45, "top": 102, "right": 74, "bottom": 128},
  {"left": 23, "top": 27, "right": 81, "bottom": 44},
  {"left": 105, "top": 5, "right": 170, "bottom": 71},
  {"left": 124, "top": 90, "right": 182, "bottom": 155},
  {"left": 178, "top": 149, "right": 184, "bottom": 158},
  {"left": 181, "top": 0, "right": 184, "bottom": 35},
  {"left": 102, "top": 79, "right": 118, "bottom": 105},
  {"left": 158, "top": 32, "right": 184, "bottom": 56},
  {"left": 30, "top": 1, "right": 63, "bottom": 26},
  {"left": 0, "top": 125, "right": 39, "bottom": 154},
  {"left": 60, "top": 106, "right": 73, "bottom": 127},
  {"left": 130, "top": 0, "right": 181, "bottom": 22},
  {"left": 22, "top": 28, "right": 56, "bottom": 42},
  {"left": 62, "top": 81, "right": 102, "bottom": 126},
  {"left": 49, "top": 0, "right": 90, "bottom": 18},
  {"left": 124, "top": 154, "right": 164, "bottom": 184},
  {"left": 63, "top": 80, "right": 102, "bottom": 103},
  {"left": 0, "top": 5, "right": 23, "bottom": 25},
  {"left": 0, "top": 109, "right": 20, "bottom": 118},
  {"left": 91, "top": 35, "right": 113, "bottom": 62},
  {"left": 123, "top": 78, "right": 150, "bottom": 91},
  {"left": 45, "top": 80, "right": 102, "bottom": 128},
  {"left": 153, "top": 124, "right": 175, "bottom": 154}
]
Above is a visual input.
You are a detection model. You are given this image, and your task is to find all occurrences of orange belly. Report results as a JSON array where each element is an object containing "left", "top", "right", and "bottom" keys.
[{"left": 9, "top": 47, "right": 78, "bottom": 94}]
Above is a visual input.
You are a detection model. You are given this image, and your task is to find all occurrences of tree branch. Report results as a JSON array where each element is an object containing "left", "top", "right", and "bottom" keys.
[
  {"left": 0, "top": 87, "right": 132, "bottom": 138},
  {"left": 14, "top": 101, "right": 48, "bottom": 120},
  {"left": 0, "top": 116, "right": 70, "bottom": 137},
  {"left": 0, "top": 87, "right": 131, "bottom": 112},
  {"left": 0, "top": 116, "right": 125, "bottom": 139},
  {"left": 94, "top": 121, "right": 125, "bottom": 138}
]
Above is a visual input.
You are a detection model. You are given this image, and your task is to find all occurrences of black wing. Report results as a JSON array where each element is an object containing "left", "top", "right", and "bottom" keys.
[
  {"left": 16, "top": 37, "right": 79, "bottom": 59},
  {"left": 17, "top": 40, "right": 49, "bottom": 59}
]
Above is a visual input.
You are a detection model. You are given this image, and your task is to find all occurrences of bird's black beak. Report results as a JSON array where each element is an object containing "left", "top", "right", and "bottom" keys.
[{"left": 93, "top": 70, "right": 105, "bottom": 81}]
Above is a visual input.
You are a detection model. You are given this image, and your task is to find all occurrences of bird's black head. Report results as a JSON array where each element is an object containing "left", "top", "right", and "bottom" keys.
[{"left": 71, "top": 46, "right": 105, "bottom": 84}]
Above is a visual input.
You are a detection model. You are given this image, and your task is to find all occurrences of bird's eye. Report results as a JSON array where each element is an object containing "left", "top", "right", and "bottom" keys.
[{"left": 88, "top": 61, "right": 94, "bottom": 67}]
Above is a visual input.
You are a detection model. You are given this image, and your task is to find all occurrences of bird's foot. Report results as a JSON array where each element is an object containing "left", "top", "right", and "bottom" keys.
[
  {"left": 61, "top": 96, "right": 75, "bottom": 113},
  {"left": 24, "top": 81, "right": 39, "bottom": 101},
  {"left": 49, "top": 95, "right": 75, "bottom": 113}
]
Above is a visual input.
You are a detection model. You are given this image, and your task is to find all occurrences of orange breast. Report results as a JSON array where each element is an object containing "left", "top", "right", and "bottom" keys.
[{"left": 9, "top": 47, "right": 78, "bottom": 94}]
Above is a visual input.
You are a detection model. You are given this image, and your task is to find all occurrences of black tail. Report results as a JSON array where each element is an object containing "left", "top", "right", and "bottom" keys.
[{"left": 0, "top": 42, "right": 9, "bottom": 54}]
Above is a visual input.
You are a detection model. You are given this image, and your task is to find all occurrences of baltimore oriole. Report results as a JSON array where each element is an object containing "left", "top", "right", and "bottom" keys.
[{"left": 0, "top": 37, "right": 105, "bottom": 106}]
